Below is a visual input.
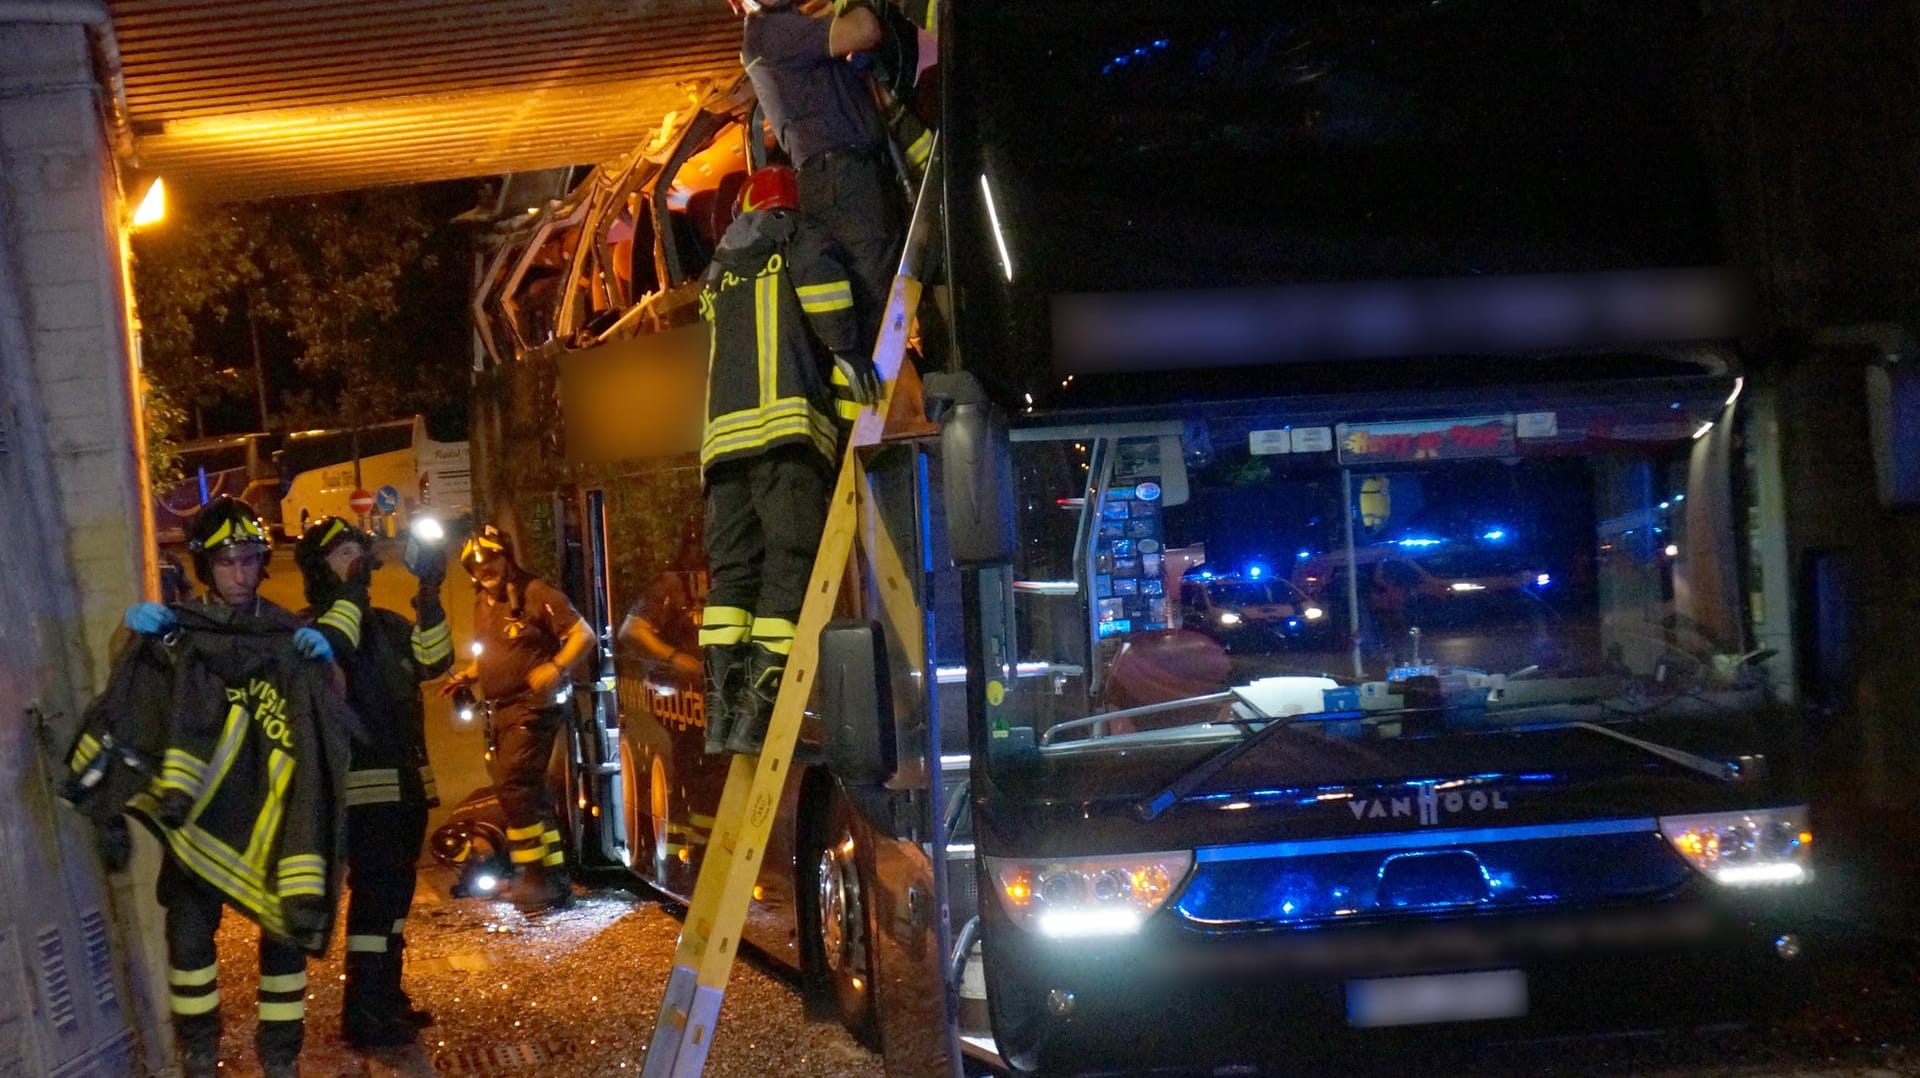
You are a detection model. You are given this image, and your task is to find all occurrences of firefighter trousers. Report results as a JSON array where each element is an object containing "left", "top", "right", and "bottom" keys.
[
  {"left": 344, "top": 798, "right": 428, "bottom": 1017},
  {"left": 797, "top": 147, "right": 903, "bottom": 342},
  {"left": 701, "top": 446, "right": 832, "bottom": 658},
  {"left": 485, "top": 705, "right": 568, "bottom": 875},
  {"left": 157, "top": 856, "right": 306, "bottom": 1065}
]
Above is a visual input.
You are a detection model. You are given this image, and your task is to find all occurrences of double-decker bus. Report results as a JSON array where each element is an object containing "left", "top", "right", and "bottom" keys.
[{"left": 467, "top": 3, "right": 1812, "bottom": 1073}]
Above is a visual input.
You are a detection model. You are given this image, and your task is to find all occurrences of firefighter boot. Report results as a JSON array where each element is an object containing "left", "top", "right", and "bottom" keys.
[
  {"left": 178, "top": 1047, "right": 218, "bottom": 1078},
  {"left": 702, "top": 643, "right": 750, "bottom": 756},
  {"left": 507, "top": 861, "right": 573, "bottom": 916},
  {"left": 726, "top": 642, "right": 785, "bottom": 755},
  {"left": 386, "top": 947, "right": 434, "bottom": 1028},
  {"left": 342, "top": 952, "right": 416, "bottom": 1050}
]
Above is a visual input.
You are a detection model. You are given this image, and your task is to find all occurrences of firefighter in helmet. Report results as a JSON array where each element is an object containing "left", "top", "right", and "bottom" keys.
[
  {"left": 698, "top": 165, "right": 879, "bottom": 755},
  {"left": 441, "top": 525, "right": 596, "bottom": 914},
  {"left": 121, "top": 496, "right": 333, "bottom": 1078},
  {"left": 293, "top": 516, "right": 452, "bottom": 1048}
]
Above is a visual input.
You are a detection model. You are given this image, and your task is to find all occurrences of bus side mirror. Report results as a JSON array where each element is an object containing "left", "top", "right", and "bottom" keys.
[
  {"left": 821, "top": 620, "right": 896, "bottom": 787},
  {"left": 927, "top": 372, "right": 1016, "bottom": 566}
]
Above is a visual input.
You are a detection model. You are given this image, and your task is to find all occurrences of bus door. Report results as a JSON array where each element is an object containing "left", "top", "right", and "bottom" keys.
[{"left": 575, "top": 488, "right": 627, "bottom": 867}]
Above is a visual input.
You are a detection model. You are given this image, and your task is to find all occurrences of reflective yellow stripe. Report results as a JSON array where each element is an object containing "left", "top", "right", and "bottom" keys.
[
  {"left": 701, "top": 407, "right": 838, "bottom": 467},
  {"left": 392, "top": 918, "right": 408, "bottom": 935},
  {"left": 506, "top": 823, "right": 545, "bottom": 841},
  {"left": 347, "top": 934, "right": 389, "bottom": 953},
  {"left": 541, "top": 829, "right": 562, "bottom": 848},
  {"left": 347, "top": 768, "right": 401, "bottom": 787},
  {"left": 756, "top": 271, "right": 779, "bottom": 408},
  {"left": 170, "top": 963, "right": 219, "bottom": 987},
  {"left": 279, "top": 854, "right": 326, "bottom": 877},
  {"left": 907, "top": 128, "right": 932, "bottom": 167},
  {"left": 345, "top": 785, "right": 401, "bottom": 806},
  {"left": 543, "top": 850, "right": 566, "bottom": 866},
  {"left": 750, "top": 617, "right": 797, "bottom": 643},
  {"left": 699, "top": 606, "right": 752, "bottom": 646},
  {"left": 69, "top": 733, "right": 103, "bottom": 771},
  {"left": 319, "top": 519, "right": 348, "bottom": 548},
  {"left": 510, "top": 847, "right": 544, "bottom": 864},
  {"left": 260, "top": 971, "right": 306, "bottom": 993},
  {"left": 796, "top": 280, "right": 854, "bottom": 313},
  {"left": 243, "top": 750, "right": 295, "bottom": 874},
  {"left": 836, "top": 399, "right": 862, "bottom": 421},
  {"left": 702, "top": 399, "right": 832, "bottom": 443},
  {"left": 171, "top": 990, "right": 221, "bottom": 1016},
  {"left": 258, "top": 1001, "right": 305, "bottom": 1022},
  {"left": 202, "top": 519, "right": 235, "bottom": 550},
  {"left": 412, "top": 620, "right": 454, "bottom": 664},
  {"left": 317, "top": 599, "right": 362, "bottom": 647}
]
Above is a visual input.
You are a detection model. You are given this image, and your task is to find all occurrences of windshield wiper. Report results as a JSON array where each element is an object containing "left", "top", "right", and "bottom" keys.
[
  {"left": 1566, "top": 721, "right": 1739, "bottom": 783},
  {"left": 1133, "top": 707, "right": 1310, "bottom": 822},
  {"left": 1039, "top": 691, "right": 1238, "bottom": 746}
]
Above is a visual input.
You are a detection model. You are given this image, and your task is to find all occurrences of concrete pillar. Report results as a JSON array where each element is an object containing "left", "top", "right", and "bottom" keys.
[{"left": 0, "top": 12, "right": 166, "bottom": 1076}]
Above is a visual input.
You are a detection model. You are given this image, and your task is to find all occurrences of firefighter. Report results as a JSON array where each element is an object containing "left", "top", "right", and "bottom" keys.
[
  {"left": 293, "top": 517, "right": 452, "bottom": 1048},
  {"left": 121, "top": 496, "right": 335, "bottom": 1078},
  {"left": 441, "top": 525, "right": 596, "bottom": 914},
  {"left": 739, "top": 0, "right": 903, "bottom": 337},
  {"left": 698, "top": 165, "right": 879, "bottom": 755}
]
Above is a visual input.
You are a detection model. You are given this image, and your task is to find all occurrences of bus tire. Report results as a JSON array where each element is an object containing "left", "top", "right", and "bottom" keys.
[
  {"left": 547, "top": 718, "right": 586, "bottom": 869},
  {"left": 618, "top": 738, "right": 672, "bottom": 884},
  {"left": 799, "top": 782, "right": 879, "bottom": 1048}
]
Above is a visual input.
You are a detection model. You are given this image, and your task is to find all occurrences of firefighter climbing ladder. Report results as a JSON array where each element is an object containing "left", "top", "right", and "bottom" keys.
[{"left": 641, "top": 145, "right": 939, "bottom": 1078}]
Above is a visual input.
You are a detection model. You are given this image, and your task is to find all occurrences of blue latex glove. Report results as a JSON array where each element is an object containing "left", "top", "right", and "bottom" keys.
[
  {"left": 292, "top": 627, "right": 334, "bottom": 662},
  {"left": 124, "top": 602, "right": 177, "bottom": 635}
]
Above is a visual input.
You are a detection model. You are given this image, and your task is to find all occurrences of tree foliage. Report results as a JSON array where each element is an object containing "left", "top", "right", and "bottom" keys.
[{"left": 132, "top": 186, "right": 470, "bottom": 481}]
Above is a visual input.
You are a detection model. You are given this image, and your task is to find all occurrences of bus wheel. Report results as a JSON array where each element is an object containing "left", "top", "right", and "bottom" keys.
[
  {"left": 801, "top": 785, "right": 878, "bottom": 1047},
  {"left": 618, "top": 740, "right": 671, "bottom": 883}
]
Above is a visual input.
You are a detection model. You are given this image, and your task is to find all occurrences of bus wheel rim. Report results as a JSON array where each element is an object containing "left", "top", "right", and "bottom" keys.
[{"left": 817, "top": 838, "right": 858, "bottom": 973}]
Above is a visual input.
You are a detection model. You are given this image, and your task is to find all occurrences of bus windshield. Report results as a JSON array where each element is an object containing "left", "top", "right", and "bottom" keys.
[{"left": 983, "top": 392, "right": 1764, "bottom": 800}]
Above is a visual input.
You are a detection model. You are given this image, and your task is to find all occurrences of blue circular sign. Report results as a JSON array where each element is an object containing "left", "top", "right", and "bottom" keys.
[{"left": 374, "top": 484, "right": 401, "bottom": 512}]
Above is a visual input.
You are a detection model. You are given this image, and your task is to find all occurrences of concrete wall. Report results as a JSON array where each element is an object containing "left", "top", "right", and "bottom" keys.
[{"left": 0, "top": 14, "right": 166, "bottom": 1076}]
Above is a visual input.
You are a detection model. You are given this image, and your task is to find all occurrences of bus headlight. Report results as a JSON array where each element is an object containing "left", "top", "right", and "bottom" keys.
[
  {"left": 1658, "top": 807, "right": 1811, "bottom": 886},
  {"left": 986, "top": 852, "right": 1193, "bottom": 937}
]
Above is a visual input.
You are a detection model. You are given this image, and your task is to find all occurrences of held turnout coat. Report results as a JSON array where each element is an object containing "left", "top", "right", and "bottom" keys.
[
  {"left": 62, "top": 603, "right": 357, "bottom": 953},
  {"left": 698, "top": 207, "right": 865, "bottom": 475}
]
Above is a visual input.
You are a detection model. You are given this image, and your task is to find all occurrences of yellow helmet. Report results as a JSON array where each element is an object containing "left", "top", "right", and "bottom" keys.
[{"left": 458, "top": 525, "right": 515, "bottom": 577}]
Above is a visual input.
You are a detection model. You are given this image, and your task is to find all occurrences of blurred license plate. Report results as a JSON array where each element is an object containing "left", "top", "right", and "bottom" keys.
[{"left": 1346, "top": 969, "right": 1527, "bottom": 1028}]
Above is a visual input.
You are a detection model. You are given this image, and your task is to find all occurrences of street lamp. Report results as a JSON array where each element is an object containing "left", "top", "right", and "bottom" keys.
[{"left": 130, "top": 176, "right": 166, "bottom": 229}]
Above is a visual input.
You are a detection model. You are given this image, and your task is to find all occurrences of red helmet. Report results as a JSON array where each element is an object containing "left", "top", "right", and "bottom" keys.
[{"left": 737, "top": 166, "right": 799, "bottom": 215}]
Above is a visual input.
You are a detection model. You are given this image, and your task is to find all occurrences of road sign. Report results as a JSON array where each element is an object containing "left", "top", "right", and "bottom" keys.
[
  {"left": 347, "top": 488, "right": 375, "bottom": 515},
  {"left": 375, "top": 484, "right": 401, "bottom": 512}
]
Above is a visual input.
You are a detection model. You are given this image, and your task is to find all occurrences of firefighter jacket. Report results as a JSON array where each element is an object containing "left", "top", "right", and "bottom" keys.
[
  {"left": 62, "top": 602, "right": 356, "bottom": 953},
  {"left": 698, "top": 207, "right": 864, "bottom": 474},
  {"left": 307, "top": 590, "right": 454, "bottom": 809}
]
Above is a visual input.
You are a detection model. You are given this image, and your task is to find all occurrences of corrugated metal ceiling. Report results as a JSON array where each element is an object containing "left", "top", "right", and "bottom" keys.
[{"left": 110, "top": 0, "right": 741, "bottom": 202}]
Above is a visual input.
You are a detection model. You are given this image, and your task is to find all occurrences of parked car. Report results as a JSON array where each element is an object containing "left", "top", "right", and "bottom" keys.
[{"left": 1179, "top": 569, "right": 1332, "bottom": 652}]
